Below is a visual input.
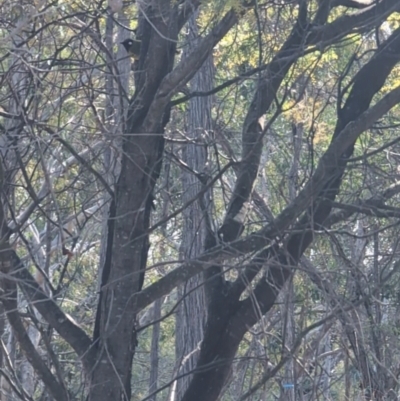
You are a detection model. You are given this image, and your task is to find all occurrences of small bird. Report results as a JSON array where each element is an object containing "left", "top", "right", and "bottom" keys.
[{"left": 121, "top": 38, "right": 141, "bottom": 60}]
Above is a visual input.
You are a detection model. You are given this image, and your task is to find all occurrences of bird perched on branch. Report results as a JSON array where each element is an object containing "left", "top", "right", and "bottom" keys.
[
  {"left": 121, "top": 38, "right": 141, "bottom": 60},
  {"left": 121, "top": 37, "right": 180, "bottom": 60}
]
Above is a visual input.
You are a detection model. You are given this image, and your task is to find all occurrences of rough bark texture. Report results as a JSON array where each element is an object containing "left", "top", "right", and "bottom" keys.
[{"left": 175, "top": 13, "right": 214, "bottom": 400}]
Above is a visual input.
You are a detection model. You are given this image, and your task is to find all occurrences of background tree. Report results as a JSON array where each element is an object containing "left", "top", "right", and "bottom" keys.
[{"left": 1, "top": 0, "right": 400, "bottom": 401}]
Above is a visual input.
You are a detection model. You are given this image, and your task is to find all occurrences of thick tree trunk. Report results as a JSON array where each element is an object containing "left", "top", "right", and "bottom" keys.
[
  {"left": 89, "top": 6, "right": 180, "bottom": 400},
  {"left": 175, "top": 13, "right": 214, "bottom": 400},
  {"left": 94, "top": 3, "right": 128, "bottom": 343}
]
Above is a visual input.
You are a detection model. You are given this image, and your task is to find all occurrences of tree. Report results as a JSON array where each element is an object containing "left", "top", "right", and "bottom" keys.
[{"left": 1, "top": 0, "right": 400, "bottom": 400}]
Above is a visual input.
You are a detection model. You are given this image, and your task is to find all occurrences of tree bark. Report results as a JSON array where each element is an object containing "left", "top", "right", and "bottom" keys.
[
  {"left": 89, "top": 5, "right": 181, "bottom": 399},
  {"left": 175, "top": 12, "right": 214, "bottom": 400}
]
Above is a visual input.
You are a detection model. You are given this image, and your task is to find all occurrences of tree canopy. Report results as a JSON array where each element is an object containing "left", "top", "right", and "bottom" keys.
[{"left": 1, "top": 0, "right": 400, "bottom": 400}]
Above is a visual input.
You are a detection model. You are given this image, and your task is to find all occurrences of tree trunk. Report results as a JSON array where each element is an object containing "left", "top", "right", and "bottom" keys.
[
  {"left": 149, "top": 297, "right": 162, "bottom": 401},
  {"left": 89, "top": 6, "right": 180, "bottom": 399},
  {"left": 175, "top": 13, "right": 214, "bottom": 400}
]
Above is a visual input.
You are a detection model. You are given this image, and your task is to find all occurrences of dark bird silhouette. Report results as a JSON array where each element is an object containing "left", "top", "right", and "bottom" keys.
[{"left": 121, "top": 38, "right": 141, "bottom": 60}]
